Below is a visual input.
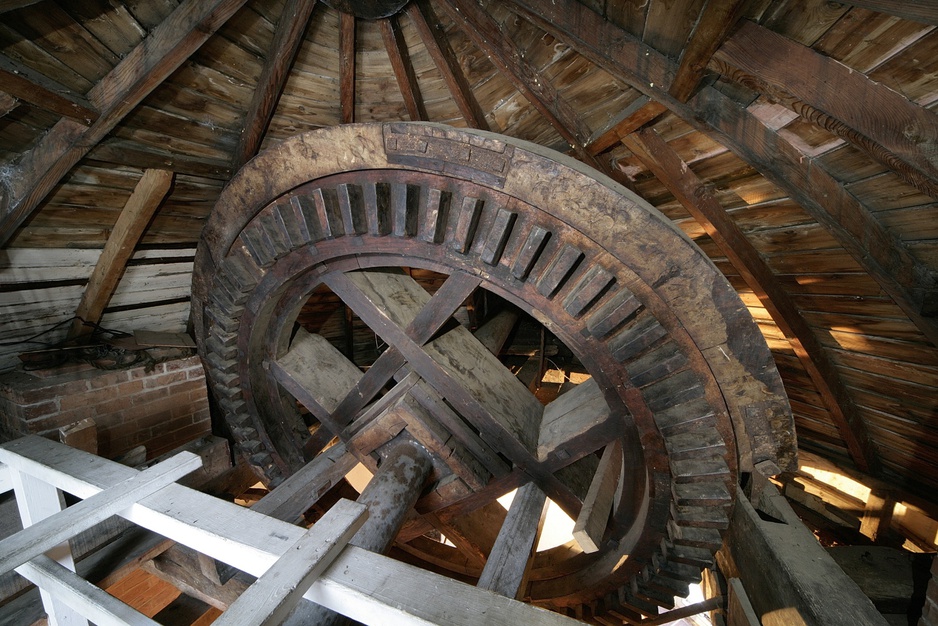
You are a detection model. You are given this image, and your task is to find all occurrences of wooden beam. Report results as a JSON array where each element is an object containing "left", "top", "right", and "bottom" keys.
[
  {"left": 380, "top": 16, "right": 427, "bottom": 121},
  {"left": 0, "top": 0, "right": 249, "bottom": 247},
  {"left": 572, "top": 441, "right": 620, "bottom": 553},
  {"left": 477, "top": 482, "right": 548, "bottom": 599},
  {"left": 212, "top": 499, "right": 367, "bottom": 626},
  {"left": 16, "top": 556, "right": 160, "bottom": 626},
  {"left": 839, "top": 0, "right": 938, "bottom": 25},
  {"left": 668, "top": 0, "right": 750, "bottom": 101},
  {"left": 340, "top": 11, "right": 356, "bottom": 125},
  {"left": 506, "top": 0, "right": 938, "bottom": 347},
  {"left": 406, "top": 0, "right": 490, "bottom": 130},
  {"left": 233, "top": 0, "right": 317, "bottom": 169},
  {"left": 0, "top": 54, "right": 98, "bottom": 123},
  {"left": 639, "top": 595, "right": 725, "bottom": 625},
  {"left": 0, "top": 451, "right": 200, "bottom": 576},
  {"left": 713, "top": 19, "right": 938, "bottom": 199},
  {"left": 251, "top": 442, "right": 359, "bottom": 525},
  {"left": 440, "top": 0, "right": 592, "bottom": 154},
  {"left": 621, "top": 128, "right": 881, "bottom": 474},
  {"left": 68, "top": 169, "right": 174, "bottom": 338},
  {"left": 0, "top": 0, "right": 42, "bottom": 13},
  {"left": 1, "top": 436, "right": 583, "bottom": 626},
  {"left": 587, "top": 96, "right": 667, "bottom": 156}
]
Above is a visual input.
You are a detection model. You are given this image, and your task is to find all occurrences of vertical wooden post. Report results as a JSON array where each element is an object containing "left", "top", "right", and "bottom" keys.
[{"left": 10, "top": 470, "right": 88, "bottom": 626}]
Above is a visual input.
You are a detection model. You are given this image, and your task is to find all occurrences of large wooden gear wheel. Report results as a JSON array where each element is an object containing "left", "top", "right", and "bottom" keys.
[{"left": 192, "top": 123, "right": 795, "bottom": 618}]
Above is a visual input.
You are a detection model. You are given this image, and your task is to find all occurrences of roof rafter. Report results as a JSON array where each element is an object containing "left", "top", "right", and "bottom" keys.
[
  {"left": 380, "top": 16, "right": 428, "bottom": 121},
  {"left": 622, "top": 128, "right": 881, "bottom": 475},
  {"left": 507, "top": 0, "right": 938, "bottom": 347},
  {"left": 233, "top": 0, "right": 318, "bottom": 170},
  {"left": 668, "top": 0, "right": 750, "bottom": 102},
  {"left": 69, "top": 169, "right": 175, "bottom": 339},
  {"left": 0, "top": 53, "right": 99, "bottom": 124},
  {"left": 340, "top": 11, "right": 356, "bottom": 125},
  {"left": 405, "top": 0, "right": 490, "bottom": 131},
  {"left": 439, "top": 0, "right": 593, "bottom": 159},
  {"left": 713, "top": 20, "right": 938, "bottom": 200},
  {"left": 0, "top": 0, "right": 251, "bottom": 247}
]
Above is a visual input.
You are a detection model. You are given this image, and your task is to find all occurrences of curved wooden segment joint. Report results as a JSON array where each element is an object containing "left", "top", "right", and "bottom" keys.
[{"left": 192, "top": 122, "right": 793, "bottom": 612}]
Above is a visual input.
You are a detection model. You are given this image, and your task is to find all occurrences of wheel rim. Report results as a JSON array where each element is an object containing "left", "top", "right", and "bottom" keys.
[{"left": 192, "top": 123, "right": 794, "bottom": 613}]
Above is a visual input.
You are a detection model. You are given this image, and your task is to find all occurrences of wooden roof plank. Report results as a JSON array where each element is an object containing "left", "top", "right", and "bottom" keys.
[
  {"left": 714, "top": 20, "right": 938, "bottom": 199},
  {"left": 69, "top": 169, "right": 174, "bottom": 339},
  {"left": 507, "top": 0, "right": 938, "bottom": 347},
  {"left": 380, "top": 16, "right": 428, "bottom": 122},
  {"left": 623, "top": 128, "right": 881, "bottom": 474},
  {"left": 441, "top": 0, "right": 592, "bottom": 149},
  {"left": 839, "top": 0, "right": 938, "bottom": 26},
  {"left": 0, "top": 0, "right": 250, "bottom": 247},
  {"left": 339, "top": 11, "right": 355, "bottom": 125},
  {"left": 233, "top": 0, "right": 318, "bottom": 170},
  {"left": 405, "top": 0, "right": 490, "bottom": 131},
  {"left": 0, "top": 53, "right": 98, "bottom": 123}
]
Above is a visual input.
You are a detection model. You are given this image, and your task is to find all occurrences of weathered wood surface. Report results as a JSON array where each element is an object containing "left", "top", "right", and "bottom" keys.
[
  {"left": 572, "top": 441, "right": 620, "bottom": 554},
  {"left": 380, "top": 15, "right": 427, "bottom": 121},
  {"left": 508, "top": 0, "right": 938, "bottom": 348},
  {"left": 233, "top": 0, "right": 318, "bottom": 169},
  {"left": 477, "top": 481, "right": 548, "bottom": 599},
  {"left": 0, "top": 0, "right": 249, "bottom": 246},
  {"left": 2, "top": 436, "right": 582, "bottom": 625},
  {"left": 406, "top": 0, "right": 490, "bottom": 130},
  {"left": 623, "top": 128, "right": 879, "bottom": 474},
  {"left": 0, "top": 52, "right": 98, "bottom": 123},
  {"left": 339, "top": 10, "right": 355, "bottom": 125},
  {"left": 0, "top": 451, "right": 200, "bottom": 576},
  {"left": 69, "top": 168, "right": 175, "bottom": 338},
  {"left": 714, "top": 19, "right": 938, "bottom": 198},
  {"left": 212, "top": 498, "right": 367, "bottom": 626}
]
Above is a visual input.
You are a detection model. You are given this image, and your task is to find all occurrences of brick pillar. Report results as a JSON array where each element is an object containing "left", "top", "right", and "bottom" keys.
[{"left": 921, "top": 554, "right": 938, "bottom": 626}]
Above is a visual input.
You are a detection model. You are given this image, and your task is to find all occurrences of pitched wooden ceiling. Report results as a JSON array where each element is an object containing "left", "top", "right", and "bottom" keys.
[{"left": 0, "top": 0, "right": 936, "bottom": 508}]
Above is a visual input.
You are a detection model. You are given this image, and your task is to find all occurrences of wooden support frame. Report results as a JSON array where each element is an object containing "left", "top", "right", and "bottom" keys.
[
  {"left": 668, "top": 0, "right": 750, "bottom": 102},
  {"left": 477, "top": 482, "right": 548, "bottom": 599},
  {"left": 0, "top": 53, "right": 99, "bottom": 123},
  {"left": 233, "top": 0, "right": 318, "bottom": 169},
  {"left": 339, "top": 11, "right": 356, "bottom": 125},
  {"left": 506, "top": 0, "right": 938, "bottom": 347},
  {"left": 0, "top": 436, "right": 581, "bottom": 626},
  {"left": 621, "top": 128, "right": 881, "bottom": 473},
  {"left": 0, "top": 451, "right": 201, "bottom": 576},
  {"left": 406, "top": 0, "right": 490, "bottom": 131},
  {"left": 0, "top": 0, "right": 249, "bottom": 247},
  {"left": 68, "top": 168, "right": 174, "bottom": 339},
  {"left": 212, "top": 499, "right": 367, "bottom": 626},
  {"left": 381, "top": 16, "right": 427, "bottom": 121},
  {"left": 713, "top": 20, "right": 938, "bottom": 199}
]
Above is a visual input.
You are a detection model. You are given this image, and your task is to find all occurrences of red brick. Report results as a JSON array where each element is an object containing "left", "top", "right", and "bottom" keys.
[
  {"left": 143, "top": 370, "right": 188, "bottom": 389},
  {"left": 131, "top": 387, "right": 170, "bottom": 407},
  {"left": 88, "top": 369, "right": 131, "bottom": 389},
  {"left": 92, "top": 396, "right": 134, "bottom": 417},
  {"left": 28, "top": 407, "right": 95, "bottom": 433},
  {"left": 20, "top": 400, "right": 58, "bottom": 419}
]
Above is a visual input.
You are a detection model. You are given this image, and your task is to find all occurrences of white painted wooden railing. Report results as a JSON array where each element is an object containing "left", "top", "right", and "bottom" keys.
[{"left": 0, "top": 436, "right": 577, "bottom": 625}]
